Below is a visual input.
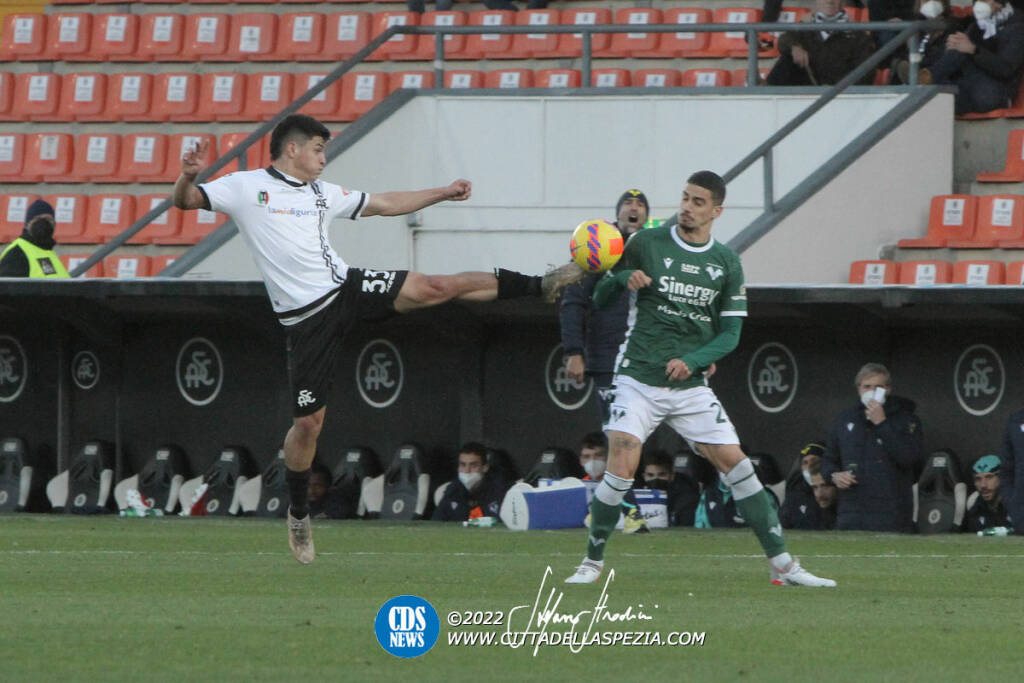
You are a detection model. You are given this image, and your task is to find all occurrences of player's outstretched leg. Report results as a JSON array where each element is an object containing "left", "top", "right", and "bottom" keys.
[
  {"left": 283, "top": 410, "right": 322, "bottom": 564},
  {"left": 711, "top": 448, "right": 836, "bottom": 587},
  {"left": 394, "top": 266, "right": 584, "bottom": 312}
]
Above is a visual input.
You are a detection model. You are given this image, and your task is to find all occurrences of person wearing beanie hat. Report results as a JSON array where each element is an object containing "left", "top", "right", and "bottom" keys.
[
  {"left": 963, "top": 454, "right": 1010, "bottom": 533},
  {"left": 780, "top": 441, "right": 829, "bottom": 529},
  {"left": 0, "top": 199, "right": 69, "bottom": 278}
]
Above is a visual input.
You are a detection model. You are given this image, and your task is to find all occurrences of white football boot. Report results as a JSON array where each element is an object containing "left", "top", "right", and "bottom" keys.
[
  {"left": 769, "top": 557, "right": 836, "bottom": 587},
  {"left": 565, "top": 559, "right": 604, "bottom": 584},
  {"left": 287, "top": 508, "right": 315, "bottom": 565}
]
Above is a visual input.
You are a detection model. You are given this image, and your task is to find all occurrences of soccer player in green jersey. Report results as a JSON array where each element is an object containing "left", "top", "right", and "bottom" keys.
[{"left": 565, "top": 171, "right": 836, "bottom": 587}]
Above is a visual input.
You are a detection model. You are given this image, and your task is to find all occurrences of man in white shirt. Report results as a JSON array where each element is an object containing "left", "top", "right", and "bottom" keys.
[{"left": 175, "top": 114, "right": 581, "bottom": 563}]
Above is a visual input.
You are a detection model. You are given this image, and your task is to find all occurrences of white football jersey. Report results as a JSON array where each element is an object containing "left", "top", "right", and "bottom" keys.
[{"left": 200, "top": 167, "right": 369, "bottom": 321}]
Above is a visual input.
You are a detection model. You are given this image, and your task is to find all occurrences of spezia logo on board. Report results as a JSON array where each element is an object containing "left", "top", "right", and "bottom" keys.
[
  {"left": 0, "top": 335, "right": 27, "bottom": 403},
  {"left": 374, "top": 595, "right": 440, "bottom": 658},
  {"left": 356, "top": 339, "right": 403, "bottom": 408},
  {"left": 176, "top": 337, "right": 223, "bottom": 407},
  {"left": 72, "top": 351, "right": 100, "bottom": 391},
  {"left": 546, "top": 344, "right": 592, "bottom": 410},
  {"left": 954, "top": 344, "right": 1004, "bottom": 416},
  {"left": 747, "top": 342, "right": 798, "bottom": 413}
]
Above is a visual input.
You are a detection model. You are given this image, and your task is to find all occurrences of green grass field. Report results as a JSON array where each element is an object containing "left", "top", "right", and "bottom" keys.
[{"left": 2, "top": 516, "right": 1022, "bottom": 682}]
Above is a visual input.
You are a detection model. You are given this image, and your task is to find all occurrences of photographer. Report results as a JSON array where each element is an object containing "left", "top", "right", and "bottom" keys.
[{"left": 820, "top": 363, "right": 923, "bottom": 532}]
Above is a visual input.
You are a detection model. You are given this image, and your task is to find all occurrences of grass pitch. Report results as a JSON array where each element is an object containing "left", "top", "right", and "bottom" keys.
[{"left": 2, "top": 516, "right": 1022, "bottom": 682}]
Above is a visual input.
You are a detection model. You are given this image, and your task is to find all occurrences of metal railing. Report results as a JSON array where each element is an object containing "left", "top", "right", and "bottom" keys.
[{"left": 70, "top": 18, "right": 942, "bottom": 277}]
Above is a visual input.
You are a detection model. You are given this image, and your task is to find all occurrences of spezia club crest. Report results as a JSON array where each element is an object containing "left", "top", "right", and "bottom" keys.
[
  {"left": 545, "top": 344, "right": 592, "bottom": 410},
  {"left": 747, "top": 342, "right": 798, "bottom": 413},
  {"left": 954, "top": 344, "right": 1004, "bottom": 416},
  {"left": 374, "top": 595, "right": 440, "bottom": 658}
]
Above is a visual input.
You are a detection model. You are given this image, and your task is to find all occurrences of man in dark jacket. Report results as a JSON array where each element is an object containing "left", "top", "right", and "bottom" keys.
[
  {"left": 921, "top": 0, "right": 1024, "bottom": 114},
  {"left": 559, "top": 189, "right": 649, "bottom": 421},
  {"left": 781, "top": 441, "right": 828, "bottom": 530},
  {"left": 432, "top": 442, "right": 509, "bottom": 522},
  {"left": 1000, "top": 410, "right": 1024, "bottom": 534},
  {"left": 963, "top": 455, "right": 1010, "bottom": 533},
  {"left": 820, "top": 363, "right": 923, "bottom": 532},
  {"left": 0, "top": 199, "right": 69, "bottom": 278},
  {"left": 766, "top": 0, "right": 877, "bottom": 86}
]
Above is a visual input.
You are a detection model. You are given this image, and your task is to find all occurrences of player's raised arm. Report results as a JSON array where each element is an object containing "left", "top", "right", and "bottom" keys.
[
  {"left": 173, "top": 140, "right": 210, "bottom": 211},
  {"left": 361, "top": 179, "right": 471, "bottom": 217}
]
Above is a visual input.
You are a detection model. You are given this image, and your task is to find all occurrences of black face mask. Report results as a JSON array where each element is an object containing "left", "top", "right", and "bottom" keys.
[
  {"left": 646, "top": 478, "right": 672, "bottom": 491},
  {"left": 27, "top": 216, "right": 55, "bottom": 244}
]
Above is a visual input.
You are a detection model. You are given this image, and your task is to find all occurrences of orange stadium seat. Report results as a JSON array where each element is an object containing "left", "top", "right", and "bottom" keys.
[
  {"left": 953, "top": 260, "right": 1006, "bottom": 285},
  {"left": 369, "top": 11, "right": 420, "bottom": 61},
  {"left": 338, "top": 71, "right": 388, "bottom": 121},
  {"left": 536, "top": 69, "right": 582, "bottom": 88},
  {"left": 483, "top": 69, "right": 534, "bottom": 88},
  {"left": 12, "top": 73, "right": 61, "bottom": 122},
  {"left": 540, "top": 8, "right": 612, "bottom": 59},
  {"left": 707, "top": 8, "right": 763, "bottom": 58},
  {"left": 169, "top": 134, "right": 216, "bottom": 178},
  {"left": 731, "top": 67, "right": 770, "bottom": 86},
  {"left": 214, "top": 132, "right": 267, "bottom": 179},
  {"left": 977, "top": 131, "right": 1024, "bottom": 182},
  {"left": 897, "top": 260, "right": 953, "bottom": 285},
  {"left": 192, "top": 73, "right": 247, "bottom": 122},
  {"left": 508, "top": 9, "right": 558, "bottom": 60},
  {"left": 150, "top": 255, "right": 178, "bottom": 275},
  {"left": 62, "top": 255, "right": 105, "bottom": 279},
  {"left": 108, "top": 73, "right": 154, "bottom": 121},
  {"left": 137, "top": 195, "right": 183, "bottom": 245},
  {"left": 948, "top": 195, "right": 1024, "bottom": 248},
  {"left": 174, "top": 208, "right": 228, "bottom": 245},
  {"left": 959, "top": 79, "right": 1024, "bottom": 120},
  {"left": 67, "top": 133, "right": 121, "bottom": 182},
  {"left": 463, "top": 10, "right": 515, "bottom": 60},
  {"left": 58, "top": 73, "right": 109, "bottom": 122},
  {"left": 3, "top": 14, "right": 52, "bottom": 61},
  {"left": 88, "top": 13, "right": 140, "bottom": 62},
  {"left": 226, "top": 13, "right": 278, "bottom": 62},
  {"left": 0, "top": 134, "right": 31, "bottom": 183},
  {"left": 444, "top": 70, "right": 484, "bottom": 89},
  {"left": 845, "top": 6, "right": 869, "bottom": 21},
  {"left": 50, "top": 13, "right": 93, "bottom": 61},
  {"left": 279, "top": 12, "right": 325, "bottom": 61},
  {"left": 26, "top": 132, "right": 74, "bottom": 182},
  {"left": 413, "top": 11, "right": 469, "bottom": 60},
  {"left": 148, "top": 73, "right": 199, "bottom": 122},
  {"left": 604, "top": 8, "right": 662, "bottom": 58},
  {"left": 181, "top": 14, "right": 230, "bottom": 62},
  {"left": 898, "top": 195, "right": 979, "bottom": 248},
  {"left": 849, "top": 260, "right": 899, "bottom": 284},
  {"left": 635, "top": 8, "right": 712, "bottom": 58},
  {"left": 296, "top": 73, "right": 343, "bottom": 120},
  {"left": 244, "top": 73, "right": 294, "bottom": 121},
  {"left": 87, "top": 194, "right": 135, "bottom": 242},
  {"left": 0, "top": 73, "right": 13, "bottom": 122},
  {"left": 387, "top": 71, "right": 435, "bottom": 94},
  {"left": 592, "top": 68, "right": 631, "bottom": 87},
  {"left": 0, "top": 194, "right": 39, "bottom": 242},
  {"left": 45, "top": 194, "right": 89, "bottom": 243},
  {"left": 120, "top": 133, "right": 169, "bottom": 183},
  {"left": 104, "top": 255, "right": 152, "bottom": 279},
  {"left": 1006, "top": 261, "right": 1024, "bottom": 285},
  {"left": 633, "top": 68, "right": 682, "bottom": 88},
  {"left": 682, "top": 68, "right": 731, "bottom": 87},
  {"left": 322, "top": 13, "right": 372, "bottom": 61},
  {"left": 138, "top": 14, "right": 185, "bottom": 62}
]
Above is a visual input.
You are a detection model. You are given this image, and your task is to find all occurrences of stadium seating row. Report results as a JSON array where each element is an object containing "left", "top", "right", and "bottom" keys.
[
  {"left": 0, "top": 192, "right": 225, "bottom": 244},
  {"left": 0, "top": 7, "right": 867, "bottom": 64},
  {"left": 61, "top": 253, "right": 176, "bottom": 278},
  {"left": 0, "top": 131, "right": 265, "bottom": 184},
  {"left": 898, "top": 194, "right": 1024, "bottom": 249},
  {"left": 850, "top": 259, "right": 1024, "bottom": 285}
]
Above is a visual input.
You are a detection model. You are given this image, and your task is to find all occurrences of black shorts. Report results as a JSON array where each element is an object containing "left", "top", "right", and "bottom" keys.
[{"left": 285, "top": 268, "right": 408, "bottom": 417}]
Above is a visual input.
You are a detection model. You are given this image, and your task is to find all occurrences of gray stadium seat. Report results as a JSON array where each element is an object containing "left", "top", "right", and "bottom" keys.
[
  {"left": 114, "top": 445, "right": 187, "bottom": 514},
  {"left": 522, "top": 447, "right": 583, "bottom": 486},
  {"left": 238, "top": 448, "right": 288, "bottom": 517},
  {"left": 332, "top": 446, "right": 381, "bottom": 518},
  {"left": 0, "top": 437, "right": 32, "bottom": 512},
  {"left": 46, "top": 441, "right": 114, "bottom": 514},
  {"left": 373, "top": 443, "right": 430, "bottom": 520},
  {"left": 916, "top": 449, "right": 967, "bottom": 533},
  {"left": 178, "top": 447, "right": 253, "bottom": 516}
]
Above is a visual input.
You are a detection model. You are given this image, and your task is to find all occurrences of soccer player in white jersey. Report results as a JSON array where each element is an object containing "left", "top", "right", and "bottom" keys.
[
  {"left": 174, "top": 114, "right": 581, "bottom": 564},
  {"left": 564, "top": 171, "right": 836, "bottom": 587}
]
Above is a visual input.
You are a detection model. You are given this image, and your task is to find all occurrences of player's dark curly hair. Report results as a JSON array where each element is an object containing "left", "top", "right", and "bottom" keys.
[
  {"left": 269, "top": 114, "right": 331, "bottom": 160},
  {"left": 687, "top": 170, "right": 726, "bottom": 206}
]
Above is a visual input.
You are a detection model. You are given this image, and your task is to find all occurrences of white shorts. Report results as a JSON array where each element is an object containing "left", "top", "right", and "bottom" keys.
[{"left": 604, "top": 375, "right": 740, "bottom": 448}]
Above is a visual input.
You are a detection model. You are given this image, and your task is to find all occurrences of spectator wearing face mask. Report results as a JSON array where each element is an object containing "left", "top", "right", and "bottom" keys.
[
  {"left": 781, "top": 441, "right": 828, "bottom": 529},
  {"left": 0, "top": 199, "right": 69, "bottom": 278},
  {"left": 916, "top": 0, "right": 1024, "bottom": 114},
  {"left": 432, "top": 442, "right": 509, "bottom": 522},
  {"left": 820, "top": 363, "right": 923, "bottom": 532},
  {"left": 579, "top": 432, "right": 649, "bottom": 533},
  {"left": 892, "top": 0, "right": 966, "bottom": 83},
  {"left": 642, "top": 449, "right": 700, "bottom": 527}
]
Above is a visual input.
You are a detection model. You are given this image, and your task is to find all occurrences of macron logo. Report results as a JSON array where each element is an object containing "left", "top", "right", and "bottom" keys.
[{"left": 663, "top": 258, "right": 674, "bottom": 269}]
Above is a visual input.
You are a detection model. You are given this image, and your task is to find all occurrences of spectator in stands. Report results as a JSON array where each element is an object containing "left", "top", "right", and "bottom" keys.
[
  {"left": 0, "top": 199, "right": 69, "bottom": 278},
  {"left": 579, "top": 432, "right": 648, "bottom": 533},
  {"left": 307, "top": 465, "right": 348, "bottom": 519},
  {"left": 916, "top": 0, "right": 1024, "bottom": 114},
  {"left": 781, "top": 441, "right": 828, "bottom": 529},
  {"left": 766, "top": 0, "right": 877, "bottom": 85},
  {"left": 560, "top": 190, "right": 649, "bottom": 422},
  {"left": 695, "top": 477, "right": 744, "bottom": 528},
  {"left": 1001, "top": 408, "right": 1024, "bottom": 534},
  {"left": 808, "top": 464, "right": 838, "bottom": 530},
  {"left": 820, "top": 362, "right": 923, "bottom": 532},
  {"left": 892, "top": 0, "right": 963, "bottom": 84},
  {"left": 868, "top": 0, "right": 916, "bottom": 50},
  {"left": 964, "top": 455, "right": 1010, "bottom": 532},
  {"left": 642, "top": 449, "right": 700, "bottom": 527},
  {"left": 432, "top": 442, "right": 509, "bottom": 522}
]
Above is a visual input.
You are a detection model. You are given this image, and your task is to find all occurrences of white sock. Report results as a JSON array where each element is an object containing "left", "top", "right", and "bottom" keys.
[
  {"left": 723, "top": 457, "right": 764, "bottom": 500},
  {"left": 594, "top": 472, "right": 632, "bottom": 506},
  {"left": 584, "top": 557, "right": 604, "bottom": 567},
  {"left": 771, "top": 552, "right": 793, "bottom": 569}
]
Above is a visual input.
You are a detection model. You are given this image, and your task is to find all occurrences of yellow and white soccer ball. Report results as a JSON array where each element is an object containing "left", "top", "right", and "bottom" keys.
[{"left": 569, "top": 219, "right": 624, "bottom": 273}]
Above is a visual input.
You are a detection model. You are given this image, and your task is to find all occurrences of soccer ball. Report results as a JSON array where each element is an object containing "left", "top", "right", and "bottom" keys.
[{"left": 570, "top": 219, "right": 623, "bottom": 273}]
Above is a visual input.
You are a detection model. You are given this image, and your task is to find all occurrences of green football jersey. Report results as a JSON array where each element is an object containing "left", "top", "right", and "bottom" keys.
[{"left": 608, "top": 225, "right": 747, "bottom": 389}]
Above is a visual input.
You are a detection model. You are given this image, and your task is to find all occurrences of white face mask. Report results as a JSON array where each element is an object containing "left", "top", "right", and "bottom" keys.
[
  {"left": 583, "top": 459, "right": 607, "bottom": 478},
  {"left": 920, "top": 0, "right": 943, "bottom": 19},
  {"left": 802, "top": 470, "right": 814, "bottom": 487},
  {"left": 860, "top": 387, "right": 887, "bottom": 408},
  {"left": 973, "top": 0, "right": 993, "bottom": 21},
  {"left": 458, "top": 472, "right": 482, "bottom": 490}
]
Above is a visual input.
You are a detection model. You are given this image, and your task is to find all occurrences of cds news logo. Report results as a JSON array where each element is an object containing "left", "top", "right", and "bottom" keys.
[{"left": 374, "top": 595, "right": 440, "bottom": 658}]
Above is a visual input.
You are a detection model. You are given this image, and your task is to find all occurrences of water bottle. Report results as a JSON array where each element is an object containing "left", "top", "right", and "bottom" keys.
[
  {"left": 462, "top": 516, "right": 499, "bottom": 528},
  {"left": 977, "top": 526, "right": 1012, "bottom": 536}
]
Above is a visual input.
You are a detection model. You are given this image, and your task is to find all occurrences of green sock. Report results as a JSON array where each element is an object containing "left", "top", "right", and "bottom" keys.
[
  {"left": 735, "top": 489, "right": 787, "bottom": 558},
  {"left": 587, "top": 497, "right": 622, "bottom": 561}
]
